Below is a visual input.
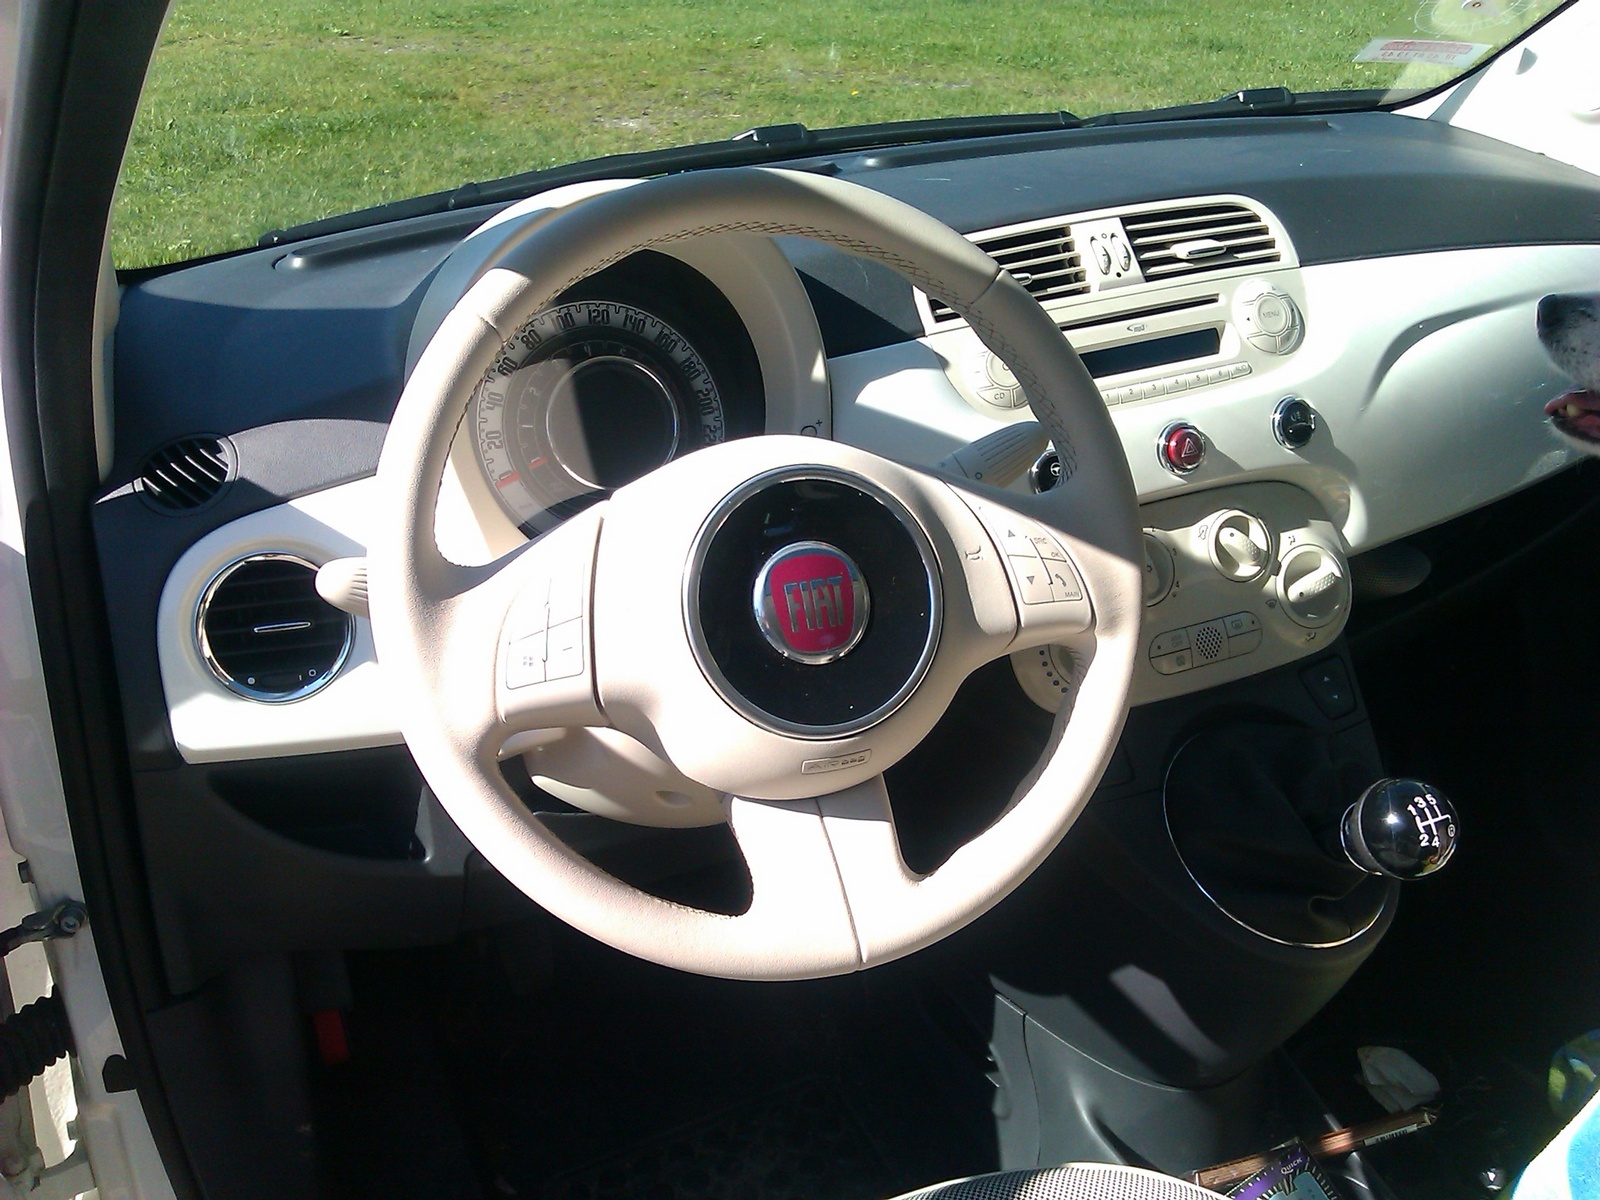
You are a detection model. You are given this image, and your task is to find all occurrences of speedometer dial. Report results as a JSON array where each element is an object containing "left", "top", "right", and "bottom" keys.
[{"left": 471, "top": 300, "right": 727, "bottom": 531}]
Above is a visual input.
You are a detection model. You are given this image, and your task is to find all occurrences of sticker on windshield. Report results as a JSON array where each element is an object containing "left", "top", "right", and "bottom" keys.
[{"left": 1353, "top": 37, "right": 1491, "bottom": 66}]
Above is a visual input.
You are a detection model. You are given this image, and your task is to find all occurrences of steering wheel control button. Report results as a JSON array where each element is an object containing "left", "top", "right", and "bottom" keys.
[
  {"left": 1207, "top": 509, "right": 1272, "bottom": 581},
  {"left": 1142, "top": 533, "right": 1175, "bottom": 606},
  {"left": 1010, "top": 557, "right": 1055, "bottom": 606},
  {"left": 1158, "top": 422, "right": 1206, "bottom": 474},
  {"left": 545, "top": 619, "right": 586, "bottom": 681},
  {"left": 1272, "top": 396, "right": 1319, "bottom": 450},
  {"left": 505, "top": 633, "right": 548, "bottom": 689},
  {"left": 752, "top": 541, "right": 869, "bottom": 664}
]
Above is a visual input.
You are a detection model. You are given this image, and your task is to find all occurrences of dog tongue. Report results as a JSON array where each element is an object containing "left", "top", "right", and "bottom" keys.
[
  {"left": 1549, "top": 389, "right": 1600, "bottom": 440},
  {"left": 1546, "top": 388, "right": 1600, "bottom": 417}
]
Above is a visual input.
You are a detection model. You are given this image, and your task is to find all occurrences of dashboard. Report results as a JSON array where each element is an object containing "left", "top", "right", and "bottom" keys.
[{"left": 92, "top": 105, "right": 1600, "bottom": 985}]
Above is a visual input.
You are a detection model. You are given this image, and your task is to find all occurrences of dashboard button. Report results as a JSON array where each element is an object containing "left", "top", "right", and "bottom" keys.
[
  {"left": 1149, "top": 628, "right": 1190, "bottom": 657},
  {"left": 1093, "top": 238, "right": 1113, "bottom": 273},
  {"left": 1159, "top": 423, "right": 1206, "bottom": 474},
  {"left": 1152, "top": 650, "right": 1192, "bottom": 675},
  {"left": 1009, "top": 556, "right": 1055, "bottom": 605},
  {"left": 1301, "top": 657, "right": 1357, "bottom": 718},
  {"left": 1223, "top": 611, "right": 1260, "bottom": 637},
  {"left": 1272, "top": 396, "right": 1319, "bottom": 450},
  {"left": 1142, "top": 533, "right": 1175, "bottom": 607},
  {"left": 1226, "top": 629, "right": 1263, "bottom": 658}
]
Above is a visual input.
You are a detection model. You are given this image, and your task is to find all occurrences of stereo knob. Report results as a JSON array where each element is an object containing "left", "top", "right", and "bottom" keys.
[
  {"left": 1158, "top": 422, "right": 1206, "bottom": 474},
  {"left": 1235, "top": 280, "right": 1304, "bottom": 355}
]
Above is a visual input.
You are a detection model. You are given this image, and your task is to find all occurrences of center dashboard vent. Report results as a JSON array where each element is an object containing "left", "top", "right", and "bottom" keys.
[
  {"left": 197, "top": 554, "right": 354, "bottom": 703},
  {"left": 928, "top": 223, "right": 1088, "bottom": 324},
  {"left": 1122, "top": 202, "right": 1279, "bottom": 281}
]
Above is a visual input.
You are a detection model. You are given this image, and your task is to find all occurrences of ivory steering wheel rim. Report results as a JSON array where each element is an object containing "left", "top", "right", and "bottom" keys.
[{"left": 369, "top": 167, "right": 1143, "bottom": 980}]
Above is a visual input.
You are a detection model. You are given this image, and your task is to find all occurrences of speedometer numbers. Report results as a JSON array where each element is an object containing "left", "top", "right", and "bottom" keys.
[{"left": 471, "top": 301, "right": 728, "bottom": 530}]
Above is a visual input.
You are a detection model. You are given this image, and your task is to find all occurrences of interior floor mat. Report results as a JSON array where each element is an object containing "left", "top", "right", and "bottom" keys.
[{"left": 540, "top": 1078, "right": 900, "bottom": 1200}]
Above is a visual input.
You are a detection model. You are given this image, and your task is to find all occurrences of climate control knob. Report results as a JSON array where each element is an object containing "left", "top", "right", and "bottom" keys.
[
  {"left": 1207, "top": 510, "right": 1271, "bottom": 582},
  {"left": 1278, "top": 543, "right": 1348, "bottom": 627}
]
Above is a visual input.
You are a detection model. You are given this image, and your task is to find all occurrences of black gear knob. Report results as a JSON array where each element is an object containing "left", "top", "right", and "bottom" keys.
[{"left": 1339, "top": 778, "right": 1458, "bottom": 880}]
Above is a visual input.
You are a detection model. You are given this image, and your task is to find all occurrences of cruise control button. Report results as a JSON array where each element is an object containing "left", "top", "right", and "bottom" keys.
[
  {"left": 545, "top": 619, "right": 585, "bottom": 681},
  {"left": 505, "top": 632, "right": 547, "bottom": 689},
  {"left": 1152, "top": 650, "right": 1192, "bottom": 675},
  {"left": 1149, "top": 628, "right": 1190, "bottom": 657},
  {"left": 1010, "top": 556, "right": 1054, "bottom": 605}
]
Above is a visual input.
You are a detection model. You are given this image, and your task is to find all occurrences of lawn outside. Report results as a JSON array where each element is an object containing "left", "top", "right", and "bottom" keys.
[{"left": 112, "top": 0, "right": 1561, "bottom": 268}]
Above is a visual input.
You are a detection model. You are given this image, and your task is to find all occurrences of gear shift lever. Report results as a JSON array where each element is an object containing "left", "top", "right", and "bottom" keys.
[{"left": 1336, "top": 778, "right": 1458, "bottom": 880}]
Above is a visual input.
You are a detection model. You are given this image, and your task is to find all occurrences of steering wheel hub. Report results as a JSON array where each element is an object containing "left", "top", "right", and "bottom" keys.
[{"left": 687, "top": 467, "right": 941, "bottom": 738}]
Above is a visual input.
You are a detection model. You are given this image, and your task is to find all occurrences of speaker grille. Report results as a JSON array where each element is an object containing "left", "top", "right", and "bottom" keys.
[{"left": 197, "top": 554, "right": 353, "bottom": 702}]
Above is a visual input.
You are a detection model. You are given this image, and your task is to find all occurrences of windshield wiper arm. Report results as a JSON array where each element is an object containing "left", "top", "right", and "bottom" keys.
[
  {"left": 1082, "top": 86, "right": 1398, "bottom": 127},
  {"left": 258, "top": 112, "right": 1081, "bottom": 248}
]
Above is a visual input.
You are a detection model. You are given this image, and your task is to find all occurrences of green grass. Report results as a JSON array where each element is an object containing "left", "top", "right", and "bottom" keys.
[{"left": 112, "top": 0, "right": 1562, "bottom": 267}]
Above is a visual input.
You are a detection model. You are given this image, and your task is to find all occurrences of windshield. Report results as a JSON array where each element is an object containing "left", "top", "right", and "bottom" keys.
[{"left": 113, "top": 0, "right": 1569, "bottom": 268}]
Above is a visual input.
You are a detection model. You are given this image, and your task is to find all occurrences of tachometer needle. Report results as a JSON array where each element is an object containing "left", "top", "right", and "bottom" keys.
[
  {"left": 526, "top": 456, "right": 548, "bottom": 471},
  {"left": 495, "top": 471, "right": 519, "bottom": 490}
]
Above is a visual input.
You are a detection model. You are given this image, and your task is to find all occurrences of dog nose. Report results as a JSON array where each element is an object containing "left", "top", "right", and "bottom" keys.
[
  {"left": 1539, "top": 293, "right": 1599, "bottom": 339},
  {"left": 1538, "top": 294, "right": 1576, "bottom": 338}
]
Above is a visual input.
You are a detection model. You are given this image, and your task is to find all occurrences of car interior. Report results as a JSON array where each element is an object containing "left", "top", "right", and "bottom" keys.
[{"left": 5, "top": 1, "right": 1600, "bottom": 1198}]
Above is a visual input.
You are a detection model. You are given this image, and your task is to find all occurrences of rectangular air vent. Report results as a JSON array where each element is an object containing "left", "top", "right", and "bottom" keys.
[
  {"left": 1122, "top": 203, "right": 1279, "bottom": 281},
  {"left": 928, "top": 224, "right": 1088, "bottom": 323}
]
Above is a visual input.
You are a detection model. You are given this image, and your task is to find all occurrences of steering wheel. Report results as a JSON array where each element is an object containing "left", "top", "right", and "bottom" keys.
[{"left": 369, "top": 167, "right": 1141, "bottom": 980}]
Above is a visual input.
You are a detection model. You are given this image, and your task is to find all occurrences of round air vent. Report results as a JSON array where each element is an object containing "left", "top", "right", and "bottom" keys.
[
  {"left": 138, "top": 436, "right": 235, "bottom": 512},
  {"left": 196, "top": 554, "right": 354, "bottom": 702}
]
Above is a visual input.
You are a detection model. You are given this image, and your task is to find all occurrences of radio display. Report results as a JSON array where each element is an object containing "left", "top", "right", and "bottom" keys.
[{"left": 1080, "top": 327, "right": 1222, "bottom": 379}]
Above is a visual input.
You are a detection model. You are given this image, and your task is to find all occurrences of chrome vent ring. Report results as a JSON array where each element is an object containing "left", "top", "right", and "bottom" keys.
[{"left": 196, "top": 553, "right": 354, "bottom": 703}]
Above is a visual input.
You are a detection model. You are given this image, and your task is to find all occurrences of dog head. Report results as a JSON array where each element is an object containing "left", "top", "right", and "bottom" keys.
[{"left": 1538, "top": 293, "right": 1600, "bottom": 452}]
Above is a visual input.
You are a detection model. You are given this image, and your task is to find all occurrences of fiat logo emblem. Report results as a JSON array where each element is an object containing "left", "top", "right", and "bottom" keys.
[{"left": 752, "top": 541, "right": 870, "bottom": 664}]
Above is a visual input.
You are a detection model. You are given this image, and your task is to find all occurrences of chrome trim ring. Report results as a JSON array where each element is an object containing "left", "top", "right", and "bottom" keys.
[
  {"left": 194, "top": 552, "right": 354, "bottom": 704},
  {"left": 684, "top": 465, "right": 943, "bottom": 740},
  {"left": 1160, "top": 735, "right": 1388, "bottom": 949}
]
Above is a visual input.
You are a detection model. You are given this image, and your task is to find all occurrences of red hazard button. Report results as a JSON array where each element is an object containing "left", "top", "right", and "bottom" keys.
[{"left": 1159, "top": 423, "right": 1206, "bottom": 474}]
